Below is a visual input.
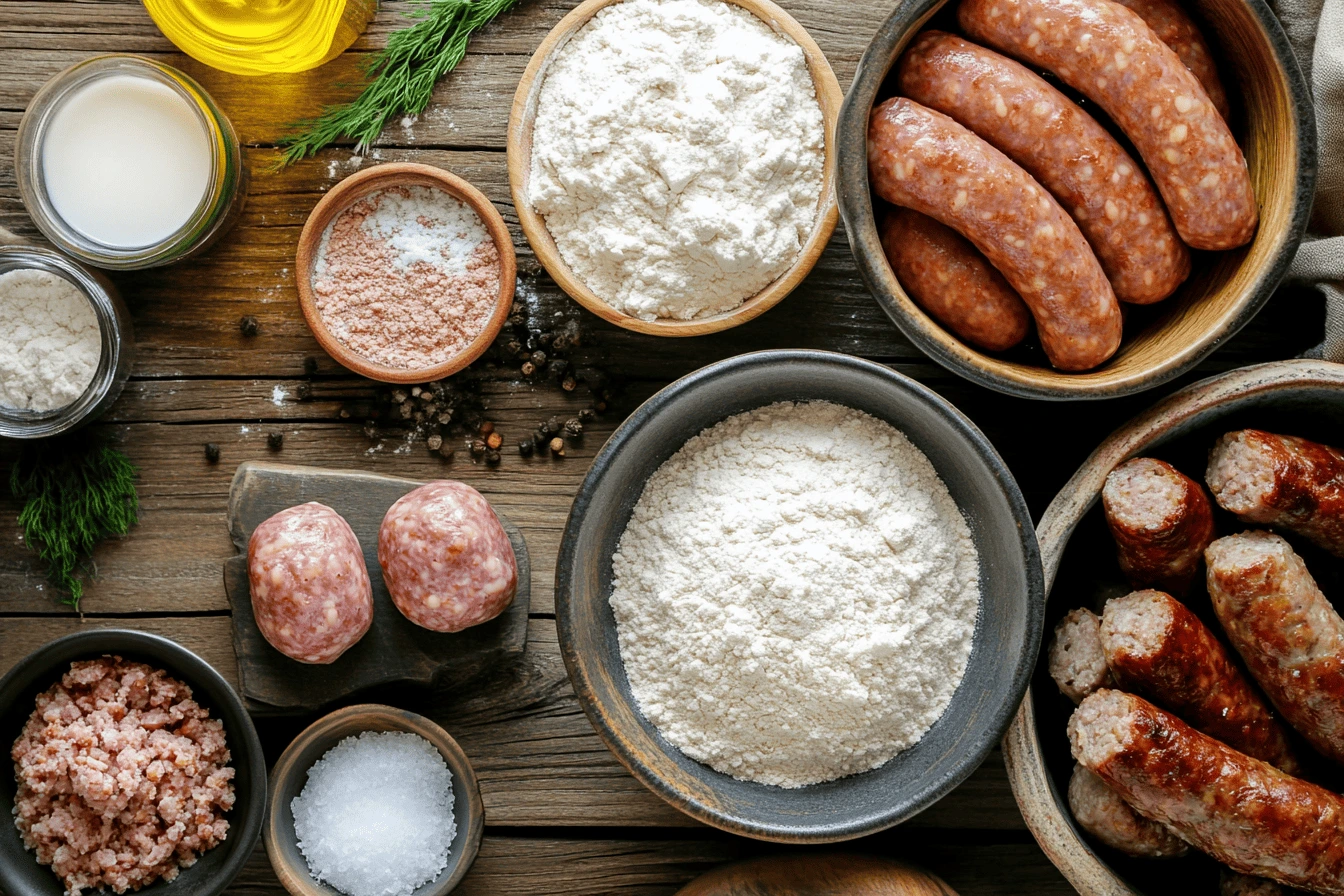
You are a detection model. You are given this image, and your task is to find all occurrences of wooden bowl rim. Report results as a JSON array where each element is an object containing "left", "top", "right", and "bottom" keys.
[
  {"left": 1001, "top": 358, "right": 1344, "bottom": 896},
  {"left": 295, "top": 162, "right": 517, "bottom": 385},
  {"left": 555, "top": 349, "right": 1045, "bottom": 843},
  {"left": 834, "top": 0, "right": 1317, "bottom": 400},
  {"left": 506, "top": 0, "right": 842, "bottom": 337},
  {"left": 263, "top": 703, "right": 484, "bottom": 896}
]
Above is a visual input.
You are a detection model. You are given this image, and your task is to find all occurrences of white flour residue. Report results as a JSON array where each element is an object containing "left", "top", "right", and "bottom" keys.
[
  {"left": 610, "top": 401, "right": 980, "bottom": 788},
  {"left": 528, "top": 0, "right": 825, "bottom": 321}
]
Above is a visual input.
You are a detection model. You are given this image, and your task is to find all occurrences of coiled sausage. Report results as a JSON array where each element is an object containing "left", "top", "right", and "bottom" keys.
[
  {"left": 958, "top": 0, "right": 1257, "bottom": 250},
  {"left": 897, "top": 31, "right": 1189, "bottom": 304},
  {"left": 868, "top": 97, "right": 1121, "bottom": 371}
]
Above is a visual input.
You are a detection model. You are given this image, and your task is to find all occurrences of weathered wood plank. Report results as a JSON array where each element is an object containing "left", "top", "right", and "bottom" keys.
[{"left": 0, "top": 616, "right": 1030, "bottom": 830}]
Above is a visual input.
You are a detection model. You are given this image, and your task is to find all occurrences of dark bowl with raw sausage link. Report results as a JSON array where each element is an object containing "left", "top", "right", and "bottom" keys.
[
  {"left": 555, "top": 349, "right": 1044, "bottom": 842},
  {"left": 0, "top": 629, "right": 267, "bottom": 896},
  {"left": 1004, "top": 359, "right": 1344, "bottom": 895},
  {"left": 837, "top": 0, "right": 1316, "bottom": 400}
]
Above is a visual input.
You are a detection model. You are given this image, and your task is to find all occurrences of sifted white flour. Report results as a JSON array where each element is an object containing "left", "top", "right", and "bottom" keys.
[
  {"left": 0, "top": 268, "right": 100, "bottom": 412},
  {"left": 610, "top": 401, "right": 980, "bottom": 788},
  {"left": 527, "top": 0, "right": 825, "bottom": 321}
]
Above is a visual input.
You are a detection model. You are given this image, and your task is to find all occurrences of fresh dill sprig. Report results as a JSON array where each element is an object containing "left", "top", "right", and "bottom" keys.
[
  {"left": 10, "top": 438, "right": 139, "bottom": 609},
  {"left": 276, "top": 0, "right": 523, "bottom": 166}
]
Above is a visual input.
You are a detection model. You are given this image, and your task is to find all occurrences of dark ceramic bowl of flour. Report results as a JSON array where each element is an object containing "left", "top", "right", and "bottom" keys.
[{"left": 555, "top": 349, "right": 1044, "bottom": 842}]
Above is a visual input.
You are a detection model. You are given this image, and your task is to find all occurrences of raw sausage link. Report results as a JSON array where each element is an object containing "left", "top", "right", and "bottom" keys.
[
  {"left": 1067, "top": 762, "right": 1189, "bottom": 857},
  {"left": 1099, "top": 589, "right": 1301, "bottom": 773},
  {"left": 1070, "top": 689, "right": 1344, "bottom": 894},
  {"left": 897, "top": 31, "right": 1190, "bottom": 304},
  {"left": 1207, "top": 430, "right": 1344, "bottom": 557},
  {"left": 1206, "top": 531, "right": 1344, "bottom": 765},
  {"left": 247, "top": 502, "right": 373, "bottom": 664},
  {"left": 378, "top": 480, "right": 518, "bottom": 633},
  {"left": 1049, "top": 607, "right": 1116, "bottom": 703},
  {"left": 868, "top": 97, "right": 1121, "bottom": 371},
  {"left": 958, "top": 0, "right": 1257, "bottom": 250},
  {"left": 1102, "top": 456, "right": 1215, "bottom": 594},
  {"left": 879, "top": 207, "right": 1031, "bottom": 351},
  {"left": 1220, "top": 870, "right": 1288, "bottom": 896},
  {"left": 1111, "top": 0, "right": 1231, "bottom": 120}
]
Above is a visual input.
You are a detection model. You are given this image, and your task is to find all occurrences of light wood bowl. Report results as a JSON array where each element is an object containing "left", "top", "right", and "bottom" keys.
[
  {"left": 1002, "top": 359, "right": 1344, "bottom": 894},
  {"left": 506, "top": 0, "right": 842, "bottom": 337},
  {"left": 265, "top": 704, "right": 484, "bottom": 896},
  {"left": 296, "top": 163, "right": 516, "bottom": 384},
  {"left": 836, "top": 0, "right": 1317, "bottom": 399}
]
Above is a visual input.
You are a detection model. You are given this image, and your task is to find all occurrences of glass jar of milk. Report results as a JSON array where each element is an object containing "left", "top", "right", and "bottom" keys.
[{"left": 15, "top": 55, "right": 247, "bottom": 270}]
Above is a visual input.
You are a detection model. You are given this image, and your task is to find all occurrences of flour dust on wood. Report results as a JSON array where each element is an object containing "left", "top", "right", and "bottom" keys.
[{"left": 610, "top": 401, "right": 981, "bottom": 788}]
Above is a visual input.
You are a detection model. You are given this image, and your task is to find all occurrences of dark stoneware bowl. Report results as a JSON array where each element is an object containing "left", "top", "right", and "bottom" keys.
[
  {"left": 555, "top": 350, "right": 1045, "bottom": 842},
  {"left": 835, "top": 0, "right": 1316, "bottom": 400},
  {"left": 0, "top": 629, "right": 266, "bottom": 896}
]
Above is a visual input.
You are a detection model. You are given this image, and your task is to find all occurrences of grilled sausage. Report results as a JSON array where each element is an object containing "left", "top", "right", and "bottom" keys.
[
  {"left": 1220, "top": 870, "right": 1289, "bottom": 896},
  {"left": 896, "top": 30, "right": 1189, "bottom": 304},
  {"left": 1099, "top": 589, "right": 1300, "bottom": 772},
  {"left": 1068, "top": 763, "right": 1189, "bottom": 857},
  {"left": 1206, "top": 531, "right": 1344, "bottom": 765},
  {"left": 1049, "top": 607, "right": 1116, "bottom": 702},
  {"left": 1102, "top": 457, "right": 1215, "bottom": 595},
  {"left": 1071, "top": 689, "right": 1344, "bottom": 894},
  {"left": 1111, "top": 0, "right": 1231, "bottom": 120},
  {"left": 958, "top": 0, "right": 1258, "bottom": 250},
  {"left": 1207, "top": 430, "right": 1344, "bottom": 558},
  {"left": 868, "top": 97, "right": 1121, "bottom": 371},
  {"left": 879, "top": 207, "right": 1032, "bottom": 351}
]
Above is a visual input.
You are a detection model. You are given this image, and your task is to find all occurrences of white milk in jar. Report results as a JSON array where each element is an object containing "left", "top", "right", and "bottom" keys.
[{"left": 40, "top": 73, "right": 213, "bottom": 249}]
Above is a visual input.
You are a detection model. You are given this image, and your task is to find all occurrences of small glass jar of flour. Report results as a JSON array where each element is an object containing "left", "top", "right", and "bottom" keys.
[
  {"left": 14, "top": 55, "right": 247, "bottom": 270},
  {"left": 0, "top": 246, "right": 134, "bottom": 438}
]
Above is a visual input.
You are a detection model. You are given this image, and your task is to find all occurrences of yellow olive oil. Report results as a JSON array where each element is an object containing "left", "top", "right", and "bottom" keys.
[{"left": 142, "top": 0, "right": 377, "bottom": 75}]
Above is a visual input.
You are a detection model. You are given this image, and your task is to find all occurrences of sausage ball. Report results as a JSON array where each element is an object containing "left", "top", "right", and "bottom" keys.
[
  {"left": 378, "top": 481, "right": 517, "bottom": 632},
  {"left": 248, "top": 502, "right": 373, "bottom": 664}
]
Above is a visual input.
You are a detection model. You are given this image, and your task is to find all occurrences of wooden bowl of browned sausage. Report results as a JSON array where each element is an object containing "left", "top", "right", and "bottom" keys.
[
  {"left": 1004, "top": 358, "right": 1344, "bottom": 895},
  {"left": 837, "top": 0, "right": 1316, "bottom": 400}
]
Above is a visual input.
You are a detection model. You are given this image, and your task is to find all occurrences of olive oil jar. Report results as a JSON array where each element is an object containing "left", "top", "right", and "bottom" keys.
[{"left": 142, "top": 0, "right": 378, "bottom": 76}]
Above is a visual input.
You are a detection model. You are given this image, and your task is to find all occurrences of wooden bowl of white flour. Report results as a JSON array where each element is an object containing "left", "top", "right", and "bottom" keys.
[
  {"left": 555, "top": 350, "right": 1045, "bottom": 842},
  {"left": 507, "top": 0, "right": 843, "bottom": 337}
]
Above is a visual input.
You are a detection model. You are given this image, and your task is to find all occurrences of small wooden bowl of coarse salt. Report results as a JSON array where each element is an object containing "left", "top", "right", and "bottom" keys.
[
  {"left": 264, "top": 704, "right": 484, "bottom": 896},
  {"left": 296, "top": 163, "right": 516, "bottom": 384}
]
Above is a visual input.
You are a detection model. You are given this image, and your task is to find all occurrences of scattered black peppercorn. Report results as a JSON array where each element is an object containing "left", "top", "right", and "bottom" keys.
[
  {"left": 302, "top": 356, "right": 319, "bottom": 375},
  {"left": 564, "top": 417, "right": 583, "bottom": 439},
  {"left": 479, "top": 421, "right": 494, "bottom": 436},
  {"left": 520, "top": 362, "right": 536, "bottom": 377},
  {"left": 543, "top": 416, "right": 562, "bottom": 437},
  {"left": 534, "top": 432, "right": 550, "bottom": 454},
  {"left": 531, "top": 350, "right": 548, "bottom": 367},
  {"left": 204, "top": 443, "right": 220, "bottom": 464},
  {"left": 518, "top": 438, "right": 535, "bottom": 457},
  {"left": 438, "top": 443, "right": 455, "bottom": 459},
  {"left": 561, "top": 376, "right": 577, "bottom": 392},
  {"left": 470, "top": 439, "right": 486, "bottom": 457},
  {"left": 267, "top": 432, "right": 284, "bottom": 450},
  {"left": 579, "top": 408, "right": 597, "bottom": 423},
  {"left": 485, "top": 449, "right": 502, "bottom": 466},
  {"left": 238, "top": 315, "right": 259, "bottom": 337},
  {"left": 549, "top": 437, "right": 566, "bottom": 457},
  {"left": 485, "top": 432, "right": 503, "bottom": 450},
  {"left": 427, "top": 434, "right": 443, "bottom": 452},
  {"left": 296, "top": 382, "right": 313, "bottom": 401}
]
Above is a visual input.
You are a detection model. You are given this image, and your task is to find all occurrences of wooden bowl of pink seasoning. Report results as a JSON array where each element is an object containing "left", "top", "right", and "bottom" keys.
[{"left": 296, "top": 163, "right": 516, "bottom": 384}]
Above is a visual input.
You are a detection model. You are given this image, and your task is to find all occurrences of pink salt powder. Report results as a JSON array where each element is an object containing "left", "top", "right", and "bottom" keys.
[{"left": 312, "top": 185, "right": 501, "bottom": 370}]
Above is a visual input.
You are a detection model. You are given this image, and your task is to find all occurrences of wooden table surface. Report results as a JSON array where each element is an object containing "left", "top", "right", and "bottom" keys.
[{"left": 0, "top": 2, "right": 1321, "bottom": 894}]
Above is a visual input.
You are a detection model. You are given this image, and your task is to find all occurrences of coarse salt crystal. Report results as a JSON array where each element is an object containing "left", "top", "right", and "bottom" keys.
[{"left": 291, "top": 731, "right": 456, "bottom": 896}]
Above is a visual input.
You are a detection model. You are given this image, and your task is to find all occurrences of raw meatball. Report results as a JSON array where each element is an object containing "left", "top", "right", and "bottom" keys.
[
  {"left": 378, "top": 481, "right": 517, "bottom": 632},
  {"left": 248, "top": 502, "right": 373, "bottom": 664}
]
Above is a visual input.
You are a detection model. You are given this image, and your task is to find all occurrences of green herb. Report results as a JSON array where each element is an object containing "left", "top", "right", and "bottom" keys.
[
  {"left": 276, "top": 0, "right": 523, "bottom": 167},
  {"left": 10, "top": 437, "right": 139, "bottom": 609}
]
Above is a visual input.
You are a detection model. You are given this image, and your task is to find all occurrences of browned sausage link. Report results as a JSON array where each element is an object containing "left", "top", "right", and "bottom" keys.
[
  {"left": 1099, "top": 589, "right": 1301, "bottom": 773},
  {"left": 868, "top": 98, "right": 1121, "bottom": 371},
  {"left": 1207, "top": 430, "right": 1344, "bottom": 558},
  {"left": 958, "top": 0, "right": 1258, "bottom": 250},
  {"left": 1070, "top": 690, "right": 1344, "bottom": 894},
  {"left": 1206, "top": 531, "right": 1344, "bottom": 765},
  {"left": 879, "top": 207, "right": 1032, "bottom": 352},
  {"left": 1102, "top": 457, "right": 1215, "bottom": 594},
  {"left": 896, "top": 31, "right": 1190, "bottom": 304},
  {"left": 1221, "top": 870, "right": 1289, "bottom": 896},
  {"left": 1067, "top": 762, "right": 1189, "bottom": 857},
  {"left": 1111, "top": 0, "right": 1231, "bottom": 120}
]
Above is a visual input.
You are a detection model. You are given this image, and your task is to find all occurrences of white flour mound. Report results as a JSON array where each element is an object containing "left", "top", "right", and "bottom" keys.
[
  {"left": 528, "top": 0, "right": 825, "bottom": 321},
  {"left": 610, "top": 401, "right": 981, "bottom": 788}
]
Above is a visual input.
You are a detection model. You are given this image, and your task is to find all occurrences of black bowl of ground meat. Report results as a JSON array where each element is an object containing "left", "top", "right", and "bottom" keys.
[
  {"left": 0, "top": 629, "right": 265, "bottom": 896},
  {"left": 1005, "top": 358, "right": 1344, "bottom": 896}
]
